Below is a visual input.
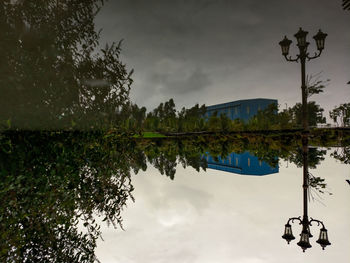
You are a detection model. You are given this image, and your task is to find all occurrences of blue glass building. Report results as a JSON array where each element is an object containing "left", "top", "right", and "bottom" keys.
[
  {"left": 203, "top": 152, "right": 279, "bottom": 176},
  {"left": 205, "top": 98, "right": 278, "bottom": 122}
]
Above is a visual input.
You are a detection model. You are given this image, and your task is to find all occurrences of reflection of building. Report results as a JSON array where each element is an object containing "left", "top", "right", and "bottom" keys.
[
  {"left": 203, "top": 152, "right": 279, "bottom": 176},
  {"left": 205, "top": 98, "right": 278, "bottom": 122}
]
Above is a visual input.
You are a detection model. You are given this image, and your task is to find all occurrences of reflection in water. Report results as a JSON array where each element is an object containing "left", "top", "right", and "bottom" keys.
[
  {"left": 204, "top": 151, "right": 279, "bottom": 175},
  {"left": 0, "top": 132, "right": 135, "bottom": 262},
  {"left": 1, "top": 132, "right": 348, "bottom": 261},
  {"left": 282, "top": 135, "right": 331, "bottom": 252}
]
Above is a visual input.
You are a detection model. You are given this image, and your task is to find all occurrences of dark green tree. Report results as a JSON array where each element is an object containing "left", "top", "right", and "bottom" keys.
[
  {"left": 207, "top": 112, "right": 221, "bottom": 132},
  {"left": 0, "top": 0, "right": 132, "bottom": 130},
  {"left": 247, "top": 103, "right": 279, "bottom": 130},
  {"left": 179, "top": 103, "right": 206, "bottom": 132},
  {"left": 287, "top": 147, "right": 326, "bottom": 169},
  {"left": 0, "top": 131, "right": 136, "bottom": 262},
  {"left": 290, "top": 101, "right": 326, "bottom": 127}
]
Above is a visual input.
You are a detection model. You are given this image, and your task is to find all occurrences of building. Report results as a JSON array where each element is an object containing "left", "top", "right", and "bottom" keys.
[
  {"left": 205, "top": 98, "right": 278, "bottom": 122},
  {"left": 203, "top": 151, "right": 279, "bottom": 176}
]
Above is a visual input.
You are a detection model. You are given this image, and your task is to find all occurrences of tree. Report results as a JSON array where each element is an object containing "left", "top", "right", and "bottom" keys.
[
  {"left": 219, "top": 113, "right": 232, "bottom": 132},
  {"left": 208, "top": 112, "right": 221, "bottom": 132},
  {"left": 287, "top": 147, "right": 327, "bottom": 169},
  {"left": 278, "top": 108, "right": 294, "bottom": 129},
  {"left": 0, "top": 1, "right": 132, "bottom": 130},
  {"left": 245, "top": 103, "right": 279, "bottom": 130},
  {"left": 144, "top": 99, "right": 206, "bottom": 133},
  {"left": 290, "top": 101, "right": 326, "bottom": 127},
  {"left": 0, "top": 131, "right": 136, "bottom": 262},
  {"left": 331, "top": 146, "right": 350, "bottom": 164},
  {"left": 329, "top": 103, "right": 350, "bottom": 127},
  {"left": 305, "top": 73, "right": 329, "bottom": 98},
  {"left": 179, "top": 103, "right": 206, "bottom": 132}
]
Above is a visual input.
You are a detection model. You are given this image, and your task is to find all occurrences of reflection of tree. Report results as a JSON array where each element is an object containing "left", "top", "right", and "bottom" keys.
[
  {"left": 143, "top": 139, "right": 207, "bottom": 180},
  {"left": 140, "top": 135, "right": 334, "bottom": 192},
  {"left": 140, "top": 134, "right": 296, "bottom": 177},
  {"left": 0, "top": 1, "right": 132, "bottom": 130},
  {"left": 0, "top": 132, "right": 135, "bottom": 262},
  {"left": 287, "top": 147, "right": 326, "bottom": 169},
  {"left": 308, "top": 172, "right": 331, "bottom": 196},
  {"left": 1, "top": 132, "right": 339, "bottom": 261},
  {"left": 331, "top": 146, "right": 350, "bottom": 164}
]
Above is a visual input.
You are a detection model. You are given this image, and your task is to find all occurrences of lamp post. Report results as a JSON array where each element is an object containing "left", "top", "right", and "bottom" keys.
[
  {"left": 279, "top": 28, "right": 327, "bottom": 131},
  {"left": 282, "top": 135, "right": 331, "bottom": 252},
  {"left": 282, "top": 216, "right": 331, "bottom": 252}
]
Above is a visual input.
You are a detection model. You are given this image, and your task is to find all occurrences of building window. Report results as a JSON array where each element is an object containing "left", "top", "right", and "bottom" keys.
[
  {"left": 248, "top": 158, "right": 250, "bottom": 167},
  {"left": 259, "top": 160, "right": 262, "bottom": 166},
  {"left": 235, "top": 107, "right": 238, "bottom": 115},
  {"left": 247, "top": 106, "right": 250, "bottom": 114},
  {"left": 235, "top": 157, "right": 238, "bottom": 166}
]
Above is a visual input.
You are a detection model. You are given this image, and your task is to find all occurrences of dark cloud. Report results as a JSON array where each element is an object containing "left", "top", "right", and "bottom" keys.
[
  {"left": 96, "top": 0, "right": 350, "bottom": 112},
  {"left": 151, "top": 65, "right": 211, "bottom": 95}
]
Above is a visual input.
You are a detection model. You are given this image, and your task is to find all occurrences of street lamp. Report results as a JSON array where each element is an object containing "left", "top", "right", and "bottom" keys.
[
  {"left": 281, "top": 135, "right": 331, "bottom": 252},
  {"left": 316, "top": 227, "right": 331, "bottom": 250},
  {"left": 279, "top": 28, "right": 327, "bottom": 131},
  {"left": 282, "top": 217, "right": 331, "bottom": 252}
]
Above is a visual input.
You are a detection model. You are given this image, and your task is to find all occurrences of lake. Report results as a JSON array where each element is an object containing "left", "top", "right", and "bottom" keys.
[{"left": 1, "top": 132, "right": 349, "bottom": 262}]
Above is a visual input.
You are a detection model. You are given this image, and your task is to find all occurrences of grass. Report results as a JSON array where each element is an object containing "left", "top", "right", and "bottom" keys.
[{"left": 135, "top": 131, "right": 167, "bottom": 138}]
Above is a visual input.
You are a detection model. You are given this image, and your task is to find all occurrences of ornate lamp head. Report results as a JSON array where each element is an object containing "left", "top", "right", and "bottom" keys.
[
  {"left": 279, "top": 36, "right": 292, "bottom": 56},
  {"left": 294, "top": 27, "right": 309, "bottom": 48},
  {"left": 282, "top": 223, "right": 296, "bottom": 244},
  {"left": 313, "top": 30, "right": 327, "bottom": 51},
  {"left": 316, "top": 227, "right": 331, "bottom": 250},
  {"left": 297, "top": 230, "right": 312, "bottom": 252}
]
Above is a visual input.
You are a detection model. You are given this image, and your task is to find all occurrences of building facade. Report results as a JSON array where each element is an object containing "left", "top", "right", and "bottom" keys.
[
  {"left": 205, "top": 98, "right": 278, "bottom": 122},
  {"left": 203, "top": 151, "right": 279, "bottom": 176}
]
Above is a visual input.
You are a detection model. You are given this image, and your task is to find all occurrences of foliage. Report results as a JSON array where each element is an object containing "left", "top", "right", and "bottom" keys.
[
  {"left": 343, "top": 0, "right": 350, "bottom": 10},
  {"left": 177, "top": 103, "right": 207, "bottom": 132},
  {"left": 331, "top": 146, "right": 350, "bottom": 164},
  {"left": 246, "top": 103, "right": 279, "bottom": 130},
  {"left": 115, "top": 102, "right": 146, "bottom": 133},
  {"left": 143, "top": 99, "right": 207, "bottom": 133},
  {"left": 207, "top": 112, "right": 221, "bottom": 132},
  {"left": 0, "top": 0, "right": 132, "bottom": 130},
  {"left": 289, "top": 101, "right": 326, "bottom": 127},
  {"left": 329, "top": 103, "right": 350, "bottom": 127},
  {"left": 308, "top": 173, "right": 332, "bottom": 197},
  {"left": 0, "top": 131, "right": 136, "bottom": 262},
  {"left": 306, "top": 73, "right": 329, "bottom": 98},
  {"left": 286, "top": 147, "right": 327, "bottom": 169},
  {"left": 1, "top": 130, "right": 346, "bottom": 261}
]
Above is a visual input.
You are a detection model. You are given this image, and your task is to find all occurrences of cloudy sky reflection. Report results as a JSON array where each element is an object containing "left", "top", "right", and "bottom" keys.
[{"left": 96, "top": 153, "right": 350, "bottom": 263}]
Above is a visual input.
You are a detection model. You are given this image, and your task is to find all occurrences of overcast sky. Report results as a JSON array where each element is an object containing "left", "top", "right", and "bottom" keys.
[{"left": 96, "top": 0, "right": 349, "bottom": 115}]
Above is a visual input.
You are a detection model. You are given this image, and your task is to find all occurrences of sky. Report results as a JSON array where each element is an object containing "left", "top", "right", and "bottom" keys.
[
  {"left": 95, "top": 154, "right": 350, "bottom": 263},
  {"left": 95, "top": 0, "right": 350, "bottom": 116}
]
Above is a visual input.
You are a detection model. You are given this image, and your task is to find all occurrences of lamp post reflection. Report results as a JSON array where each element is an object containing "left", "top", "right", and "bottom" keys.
[{"left": 282, "top": 135, "right": 331, "bottom": 252}]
